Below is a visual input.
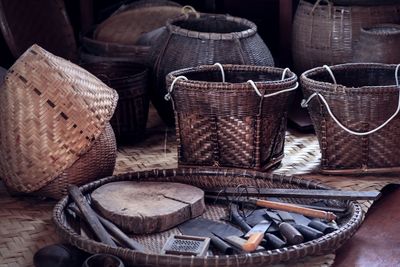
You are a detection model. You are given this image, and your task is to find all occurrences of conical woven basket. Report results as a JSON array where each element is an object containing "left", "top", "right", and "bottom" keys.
[{"left": 0, "top": 44, "right": 118, "bottom": 195}]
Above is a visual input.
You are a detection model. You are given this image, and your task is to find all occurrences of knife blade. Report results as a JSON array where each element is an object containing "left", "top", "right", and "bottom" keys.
[{"left": 243, "top": 220, "right": 272, "bottom": 252}]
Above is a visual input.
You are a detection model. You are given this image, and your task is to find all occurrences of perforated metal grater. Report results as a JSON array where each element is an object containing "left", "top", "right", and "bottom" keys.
[{"left": 161, "top": 235, "right": 210, "bottom": 256}]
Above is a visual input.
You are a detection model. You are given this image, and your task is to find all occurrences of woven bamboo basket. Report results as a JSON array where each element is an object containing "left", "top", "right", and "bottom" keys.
[
  {"left": 82, "top": 62, "right": 150, "bottom": 144},
  {"left": 0, "top": 0, "right": 78, "bottom": 61},
  {"left": 81, "top": 0, "right": 183, "bottom": 67},
  {"left": 353, "top": 24, "right": 400, "bottom": 64},
  {"left": 0, "top": 44, "right": 118, "bottom": 198},
  {"left": 292, "top": 0, "right": 400, "bottom": 73},
  {"left": 165, "top": 64, "right": 296, "bottom": 170},
  {"left": 301, "top": 63, "right": 400, "bottom": 174},
  {"left": 152, "top": 13, "right": 275, "bottom": 126},
  {"left": 53, "top": 168, "right": 363, "bottom": 267}
]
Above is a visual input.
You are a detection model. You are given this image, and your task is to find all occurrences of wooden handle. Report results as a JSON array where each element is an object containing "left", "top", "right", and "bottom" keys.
[
  {"left": 279, "top": 222, "right": 304, "bottom": 245},
  {"left": 252, "top": 198, "right": 337, "bottom": 221},
  {"left": 68, "top": 185, "right": 116, "bottom": 247},
  {"left": 242, "top": 232, "right": 264, "bottom": 252}
]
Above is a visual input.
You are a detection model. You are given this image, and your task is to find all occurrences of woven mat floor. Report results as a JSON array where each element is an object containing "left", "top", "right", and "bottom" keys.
[{"left": 1, "top": 110, "right": 399, "bottom": 267}]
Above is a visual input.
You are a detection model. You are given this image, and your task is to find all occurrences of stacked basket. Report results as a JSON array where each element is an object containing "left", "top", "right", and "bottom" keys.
[{"left": 0, "top": 44, "right": 118, "bottom": 199}]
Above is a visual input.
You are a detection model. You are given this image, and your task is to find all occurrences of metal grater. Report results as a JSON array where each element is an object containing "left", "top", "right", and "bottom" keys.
[{"left": 161, "top": 235, "right": 210, "bottom": 256}]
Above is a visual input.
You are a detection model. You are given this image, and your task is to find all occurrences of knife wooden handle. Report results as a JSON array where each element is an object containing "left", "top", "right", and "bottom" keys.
[
  {"left": 252, "top": 198, "right": 337, "bottom": 221},
  {"left": 243, "top": 232, "right": 264, "bottom": 252},
  {"left": 279, "top": 222, "right": 304, "bottom": 245}
]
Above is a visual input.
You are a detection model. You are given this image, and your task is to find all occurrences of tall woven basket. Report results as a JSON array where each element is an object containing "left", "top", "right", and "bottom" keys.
[
  {"left": 83, "top": 62, "right": 149, "bottom": 144},
  {"left": 301, "top": 63, "right": 400, "bottom": 174},
  {"left": 292, "top": 0, "right": 400, "bottom": 73},
  {"left": 152, "top": 13, "right": 275, "bottom": 126},
  {"left": 0, "top": 44, "right": 118, "bottom": 199},
  {"left": 166, "top": 64, "right": 297, "bottom": 171}
]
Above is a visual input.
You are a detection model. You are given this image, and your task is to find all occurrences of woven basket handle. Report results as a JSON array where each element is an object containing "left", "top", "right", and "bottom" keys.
[
  {"left": 248, "top": 68, "right": 299, "bottom": 98},
  {"left": 301, "top": 64, "right": 400, "bottom": 136},
  {"left": 181, "top": 5, "right": 200, "bottom": 18}
]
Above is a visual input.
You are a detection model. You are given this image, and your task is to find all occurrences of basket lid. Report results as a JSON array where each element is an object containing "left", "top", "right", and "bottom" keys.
[
  {"left": 0, "top": 0, "right": 78, "bottom": 61},
  {"left": 0, "top": 44, "right": 118, "bottom": 193},
  {"left": 94, "top": 0, "right": 182, "bottom": 45}
]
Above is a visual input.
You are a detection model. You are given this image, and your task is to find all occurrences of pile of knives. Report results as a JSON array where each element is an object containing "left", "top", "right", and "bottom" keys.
[{"left": 176, "top": 187, "right": 380, "bottom": 254}]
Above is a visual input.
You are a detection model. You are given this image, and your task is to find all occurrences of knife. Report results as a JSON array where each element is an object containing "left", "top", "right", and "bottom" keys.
[
  {"left": 242, "top": 220, "right": 272, "bottom": 252},
  {"left": 277, "top": 211, "right": 323, "bottom": 241}
]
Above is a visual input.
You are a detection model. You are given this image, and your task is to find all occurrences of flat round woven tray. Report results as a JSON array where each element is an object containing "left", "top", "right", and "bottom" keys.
[{"left": 1, "top": 106, "right": 399, "bottom": 266}]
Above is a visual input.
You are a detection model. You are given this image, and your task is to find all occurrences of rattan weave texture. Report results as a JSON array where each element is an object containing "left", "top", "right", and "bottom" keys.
[
  {"left": 152, "top": 13, "right": 274, "bottom": 125},
  {"left": 301, "top": 63, "right": 400, "bottom": 174},
  {"left": 0, "top": 44, "right": 118, "bottom": 194},
  {"left": 167, "top": 64, "right": 297, "bottom": 170},
  {"left": 292, "top": 0, "right": 400, "bottom": 73}
]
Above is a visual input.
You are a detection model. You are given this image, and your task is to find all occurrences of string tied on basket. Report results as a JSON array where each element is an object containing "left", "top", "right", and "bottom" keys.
[
  {"left": 181, "top": 5, "right": 200, "bottom": 18},
  {"left": 164, "top": 76, "right": 188, "bottom": 101},
  {"left": 247, "top": 67, "right": 299, "bottom": 98},
  {"left": 311, "top": 0, "right": 333, "bottom": 17},
  {"left": 301, "top": 64, "right": 400, "bottom": 136},
  {"left": 213, "top": 63, "right": 226, "bottom": 82}
]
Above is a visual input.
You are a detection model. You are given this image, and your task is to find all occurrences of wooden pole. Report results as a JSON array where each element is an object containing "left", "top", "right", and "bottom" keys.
[{"left": 68, "top": 185, "right": 117, "bottom": 247}]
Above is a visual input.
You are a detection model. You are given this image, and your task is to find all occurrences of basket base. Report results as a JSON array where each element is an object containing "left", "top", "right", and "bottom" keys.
[
  {"left": 320, "top": 166, "right": 400, "bottom": 175},
  {"left": 178, "top": 154, "right": 284, "bottom": 172}
]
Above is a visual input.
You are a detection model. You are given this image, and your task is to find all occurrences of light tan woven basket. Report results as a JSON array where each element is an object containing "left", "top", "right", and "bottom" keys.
[{"left": 0, "top": 44, "right": 118, "bottom": 196}]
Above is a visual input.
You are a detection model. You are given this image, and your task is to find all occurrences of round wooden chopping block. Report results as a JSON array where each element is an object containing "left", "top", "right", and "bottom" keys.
[{"left": 91, "top": 181, "right": 205, "bottom": 234}]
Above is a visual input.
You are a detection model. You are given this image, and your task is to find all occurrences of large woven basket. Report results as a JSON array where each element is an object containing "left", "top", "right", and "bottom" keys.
[
  {"left": 81, "top": 0, "right": 182, "bottom": 67},
  {"left": 292, "top": 0, "right": 400, "bottom": 73},
  {"left": 152, "top": 13, "right": 275, "bottom": 126},
  {"left": 82, "top": 62, "right": 150, "bottom": 144},
  {"left": 0, "top": 0, "right": 78, "bottom": 61},
  {"left": 353, "top": 24, "right": 400, "bottom": 64},
  {"left": 166, "top": 64, "right": 297, "bottom": 171},
  {"left": 53, "top": 168, "right": 363, "bottom": 267},
  {"left": 301, "top": 63, "right": 400, "bottom": 174},
  {"left": 0, "top": 44, "right": 118, "bottom": 198}
]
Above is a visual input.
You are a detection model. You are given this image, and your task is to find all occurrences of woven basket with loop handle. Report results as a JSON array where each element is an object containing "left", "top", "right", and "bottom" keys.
[
  {"left": 165, "top": 64, "right": 297, "bottom": 170},
  {"left": 301, "top": 63, "right": 400, "bottom": 174},
  {"left": 0, "top": 44, "right": 119, "bottom": 199}
]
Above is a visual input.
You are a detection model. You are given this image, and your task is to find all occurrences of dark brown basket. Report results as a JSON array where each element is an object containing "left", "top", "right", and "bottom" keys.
[
  {"left": 353, "top": 24, "right": 400, "bottom": 64},
  {"left": 301, "top": 63, "right": 400, "bottom": 174},
  {"left": 82, "top": 62, "right": 149, "bottom": 144},
  {"left": 292, "top": 0, "right": 400, "bottom": 73},
  {"left": 80, "top": 0, "right": 182, "bottom": 67},
  {"left": 166, "top": 64, "right": 297, "bottom": 171},
  {"left": 80, "top": 30, "right": 151, "bottom": 66},
  {"left": 53, "top": 168, "right": 363, "bottom": 267},
  {"left": 152, "top": 13, "right": 275, "bottom": 126},
  {"left": 0, "top": 0, "right": 78, "bottom": 61}
]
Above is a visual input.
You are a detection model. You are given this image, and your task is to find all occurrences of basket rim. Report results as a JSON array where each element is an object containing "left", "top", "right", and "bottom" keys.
[
  {"left": 81, "top": 61, "right": 148, "bottom": 82},
  {"left": 167, "top": 64, "right": 298, "bottom": 91},
  {"left": 300, "top": 63, "right": 400, "bottom": 93},
  {"left": 167, "top": 13, "right": 257, "bottom": 40},
  {"left": 53, "top": 168, "right": 364, "bottom": 267},
  {"left": 361, "top": 23, "right": 400, "bottom": 36}
]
